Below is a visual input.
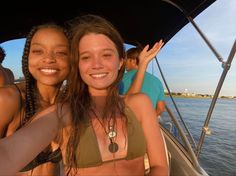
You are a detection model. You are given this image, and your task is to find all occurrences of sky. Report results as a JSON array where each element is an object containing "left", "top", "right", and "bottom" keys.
[{"left": 1, "top": 0, "right": 236, "bottom": 96}]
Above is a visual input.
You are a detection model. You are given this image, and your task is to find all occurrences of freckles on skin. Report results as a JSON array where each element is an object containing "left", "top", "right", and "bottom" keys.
[
  {"left": 77, "top": 33, "right": 122, "bottom": 93},
  {"left": 28, "top": 28, "right": 70, "bottom": 86}
]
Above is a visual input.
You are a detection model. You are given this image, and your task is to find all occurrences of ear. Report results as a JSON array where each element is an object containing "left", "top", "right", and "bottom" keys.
[
  {"left": 119, "top": 58, "right": 124, "bottom": 70},
  {"left": 131, "top": 59, "right": 137, "bottom": 65},
  {"left": 130, "top": 59, "right": 138, "bottom": 68}
]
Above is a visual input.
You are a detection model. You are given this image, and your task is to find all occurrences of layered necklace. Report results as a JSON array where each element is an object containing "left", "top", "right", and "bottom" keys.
[{"left": 91, "top": 109, "right": 119, "bottom": 153}]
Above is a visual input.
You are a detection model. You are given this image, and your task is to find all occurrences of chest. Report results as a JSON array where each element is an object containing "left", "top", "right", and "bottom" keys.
[{"left": 91, "top": 118, "right": 128, "bottom": 161}]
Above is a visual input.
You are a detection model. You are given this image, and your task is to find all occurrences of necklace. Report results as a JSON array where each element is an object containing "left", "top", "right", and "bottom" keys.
[{"left": 90, "top": 109, "right": 119, "bottom": 153}]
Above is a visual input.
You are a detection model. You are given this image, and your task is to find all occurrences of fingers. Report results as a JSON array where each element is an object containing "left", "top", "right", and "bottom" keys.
[
  {"left": 153, "top": 39, "right": 164, "bottom": 51},
  {"left": 148, "top": 40, "right": 164, "bottom": 57},
  {"left": 138, "top": 39, "right": 164, "bottom": 65},
  {"left": 143, "top": 44, "right": 150, "bottom": 52},
  {"left": 149, "top": 40, "right": 164, "bottom": 57}
]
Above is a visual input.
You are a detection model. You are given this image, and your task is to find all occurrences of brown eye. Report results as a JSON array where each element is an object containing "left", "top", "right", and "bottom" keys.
[
  {"left": 80, "top": 53, "right": 91, "bottom": 61},
  {"left": 103, "top": 54, "right": 112, "bottom": 57},
  {"left": 80, "top": 56, "right": 90, "bottom": 60}
]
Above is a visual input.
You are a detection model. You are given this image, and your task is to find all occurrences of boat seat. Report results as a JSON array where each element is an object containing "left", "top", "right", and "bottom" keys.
[{"left": 144, "top": 129, "right": 171, "bottom": 175}]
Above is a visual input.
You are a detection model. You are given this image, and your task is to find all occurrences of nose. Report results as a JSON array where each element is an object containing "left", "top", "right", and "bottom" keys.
[
  {"left": 91, "top": 56, "right": 103, "bottom": 69},
  {"left": 43, "top": 52, "right": 56, "bottom": 63}
]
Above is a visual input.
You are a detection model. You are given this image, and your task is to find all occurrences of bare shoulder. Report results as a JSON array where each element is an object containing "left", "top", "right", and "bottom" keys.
[
  {"left": 0, "top": 85, "right": 21, "bottom": 108},
  {"left": 125, "top": 92, "right": 152, "bottom": 107},
  {"left": 124, "top": 93, "right": 154, "bottom": 121},
  {"left": 0, "top": 85, "right": 22, "bottom": 129}
]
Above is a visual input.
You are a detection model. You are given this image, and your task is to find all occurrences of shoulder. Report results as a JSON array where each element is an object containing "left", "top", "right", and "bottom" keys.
[
  {"left": 125, "top": 92, "right": 150, "bottom": 102},
  {"left": 145, "top": 72, "right": 160, "bottom": 80},
  {"left": 0, "top": 85, "right": 22, "bottom": 127},
  {"left": 145, "top": 73, "right": 163, "bottom": 85},
  {"left": 6, "top": 68, "right": 14, "bottom": 77},
  {"left": 0, "top": 85, "right": 22, "bottom": 107},
  {"left": 0, "top": 68, "right": 14, "bottom": 85},
  {"left": 124, "top": 93, "right": 156, "bottom": 123},
  {"left": 123, "top": 70, "right": 137, "bottom": 77},
  {"left": 125, "top": 93, "right": 153, "bottom": 112}
]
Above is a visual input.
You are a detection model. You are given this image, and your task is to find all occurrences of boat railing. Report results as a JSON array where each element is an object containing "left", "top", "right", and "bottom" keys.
[
  {"left": 173, "top": 1, "right": 236, "bottom": 157},
  {"left": 155, "top": 57, "right": 197, "bottom": 150},
  {"left": 161, "top": 104, "right": 204, "bottom": 174},
  {"left": 195, "top": 40, "right": 236, "bottom": 157},
  {"left": 161, "top": 0, "right": 236, "bottom": 158}
]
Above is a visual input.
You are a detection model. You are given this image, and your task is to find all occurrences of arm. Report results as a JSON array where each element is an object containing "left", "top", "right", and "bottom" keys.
[
  {"left": 156, "top": 101, "right": 165, "bottom": 117},
  {"left": 0, "top": 87, "right": 20, "bottom": 137},
  {"left": 0, "top": 105, "right": 64, "bottom": 175},
  {"left": 131, "top": 94, "right": 169, "bottom": 176},
  {"left": 155, "top": 78, "right": 166, "bottom": 117},
  {"left": 142, "top": 95, "right": 168, "bottom": 176},
  {"left": 126, "top": 40, "right": 164, "bottom": 94}
]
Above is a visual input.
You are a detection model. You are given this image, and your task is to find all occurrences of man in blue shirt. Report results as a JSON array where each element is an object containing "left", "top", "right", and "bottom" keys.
[{"left": 120, "top": 45, "right": 165, "bottom": 117}]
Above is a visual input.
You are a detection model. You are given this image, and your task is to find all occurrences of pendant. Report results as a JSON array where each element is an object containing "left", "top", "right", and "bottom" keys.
[
  {"left": 108, "top": 142, "right": 119, "bottom": 153},
  {"left": 108, "top": 131, "right": 117, "bottom": 138}
]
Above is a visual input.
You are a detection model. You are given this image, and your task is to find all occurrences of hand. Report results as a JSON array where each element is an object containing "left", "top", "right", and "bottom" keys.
[{"left": 138, "top": 39, "right": 164, "bottom": 66}]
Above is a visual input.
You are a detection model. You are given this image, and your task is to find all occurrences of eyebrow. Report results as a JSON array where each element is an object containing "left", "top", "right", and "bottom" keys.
[
  {"left": 80, "top": 48, "right": 116, "bottom": 55},
  {"left": 31, "top": 43, "right": 68, "bottom": 48}
]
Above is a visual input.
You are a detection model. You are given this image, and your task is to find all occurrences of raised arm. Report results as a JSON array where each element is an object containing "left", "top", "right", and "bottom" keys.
[
  {"left": 0, "top": 105, "right": 65, "bottom": 175},
  {"left": 126, "top": 40, "right": 164, "bottom": 94}
]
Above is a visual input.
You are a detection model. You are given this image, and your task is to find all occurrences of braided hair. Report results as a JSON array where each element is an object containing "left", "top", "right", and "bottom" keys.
[{"left": 21, "top": 23, "right": 70, "bottom": 125}]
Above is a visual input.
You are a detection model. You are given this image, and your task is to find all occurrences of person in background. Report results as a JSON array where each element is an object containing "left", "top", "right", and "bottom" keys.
[
  {"left": 0, "top": 23, "right": 70, "bottom": 175},
  {"left": 0, "top": 14, "right": 169, "bottom": 176},
  {"left": 120, "top": 44, "right": 165, "bottom": 117},
  {"left": 0, "top": 46, "right": 15, "bottom": 86}
]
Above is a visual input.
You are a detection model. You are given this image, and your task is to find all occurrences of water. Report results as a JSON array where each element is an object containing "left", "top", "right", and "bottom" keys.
[{"left": 163, "top": 97, "right": 236, "bottom": 176}]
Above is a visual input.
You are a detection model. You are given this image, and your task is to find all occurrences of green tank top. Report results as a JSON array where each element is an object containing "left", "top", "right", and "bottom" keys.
[{"left": 74, "top": 106, "right": 147, "bottom": 168}]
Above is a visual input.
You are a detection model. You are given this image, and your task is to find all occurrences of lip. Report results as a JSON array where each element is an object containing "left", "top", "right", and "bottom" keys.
[
  {"left": 39, "top": 68, "right": 59, "bottom": 75},
  {"left": 89, "top": 73, "right": 108, "bottom": 79}
]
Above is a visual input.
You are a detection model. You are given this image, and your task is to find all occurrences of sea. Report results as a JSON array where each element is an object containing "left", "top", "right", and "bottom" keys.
[{"left": 162, "top": 97, "right": 236, "bottom": 176}]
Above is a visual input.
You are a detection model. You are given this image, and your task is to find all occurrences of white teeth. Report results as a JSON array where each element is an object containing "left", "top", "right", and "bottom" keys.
[
  {"left": 40, "top": 68, "right": 57, "bottom": 73},
  {"left": 91, "top": 73, "right": 107, "bottom": 78}
]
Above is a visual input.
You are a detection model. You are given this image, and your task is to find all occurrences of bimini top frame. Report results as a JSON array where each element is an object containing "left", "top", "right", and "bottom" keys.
[{"left": 160, "top": 0, "right": 236, "bottom": 158}]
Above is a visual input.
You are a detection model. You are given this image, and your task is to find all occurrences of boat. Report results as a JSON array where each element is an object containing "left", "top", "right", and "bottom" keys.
[{"left": 1, "top": 1, "right": 235, "bottom": 175}]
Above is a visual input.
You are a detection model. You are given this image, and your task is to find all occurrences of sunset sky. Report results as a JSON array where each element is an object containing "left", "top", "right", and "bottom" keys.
[{"left": 1, "top": 0, "right": 235, "bottom": 96}]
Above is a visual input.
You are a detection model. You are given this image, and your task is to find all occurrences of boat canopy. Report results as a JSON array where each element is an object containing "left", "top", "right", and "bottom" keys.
[{"left": 0, "top": 0, "right": 215, "bottom": 45}]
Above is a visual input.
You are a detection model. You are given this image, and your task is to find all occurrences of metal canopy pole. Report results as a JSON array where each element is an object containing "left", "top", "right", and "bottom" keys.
[
  {"left": 155, "top": 57, "right": 197, "bottom": 149},
  {"left": 196, "top": 40, "right": 236, "bottom": 157},
  {"left": 162, "top": 0, "right": 236, "bottom": 157},
  {"left": 187, "top": 16, "right": 224, "bottom": 63}
]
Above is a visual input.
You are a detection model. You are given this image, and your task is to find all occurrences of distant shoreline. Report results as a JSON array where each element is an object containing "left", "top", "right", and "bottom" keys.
[{"left": 165, "top": 94, "right": 236, "bottom": 100}]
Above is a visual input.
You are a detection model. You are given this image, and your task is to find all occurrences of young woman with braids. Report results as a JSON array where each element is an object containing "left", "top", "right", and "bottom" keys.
[
  {"left": 0, "top": 14, "right": 168, "bottom": 176},
  {"left": 0, "top": 23, "right": 70, "bottom": 175}
]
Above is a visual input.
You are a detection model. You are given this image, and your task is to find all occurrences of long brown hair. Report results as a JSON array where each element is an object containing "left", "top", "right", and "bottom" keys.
[
  {"left": 22, "top": 23, "right": 70, "bottom": 125},
  {"left": 65, "top": 14, "right": 127, "bottom": 173}
]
